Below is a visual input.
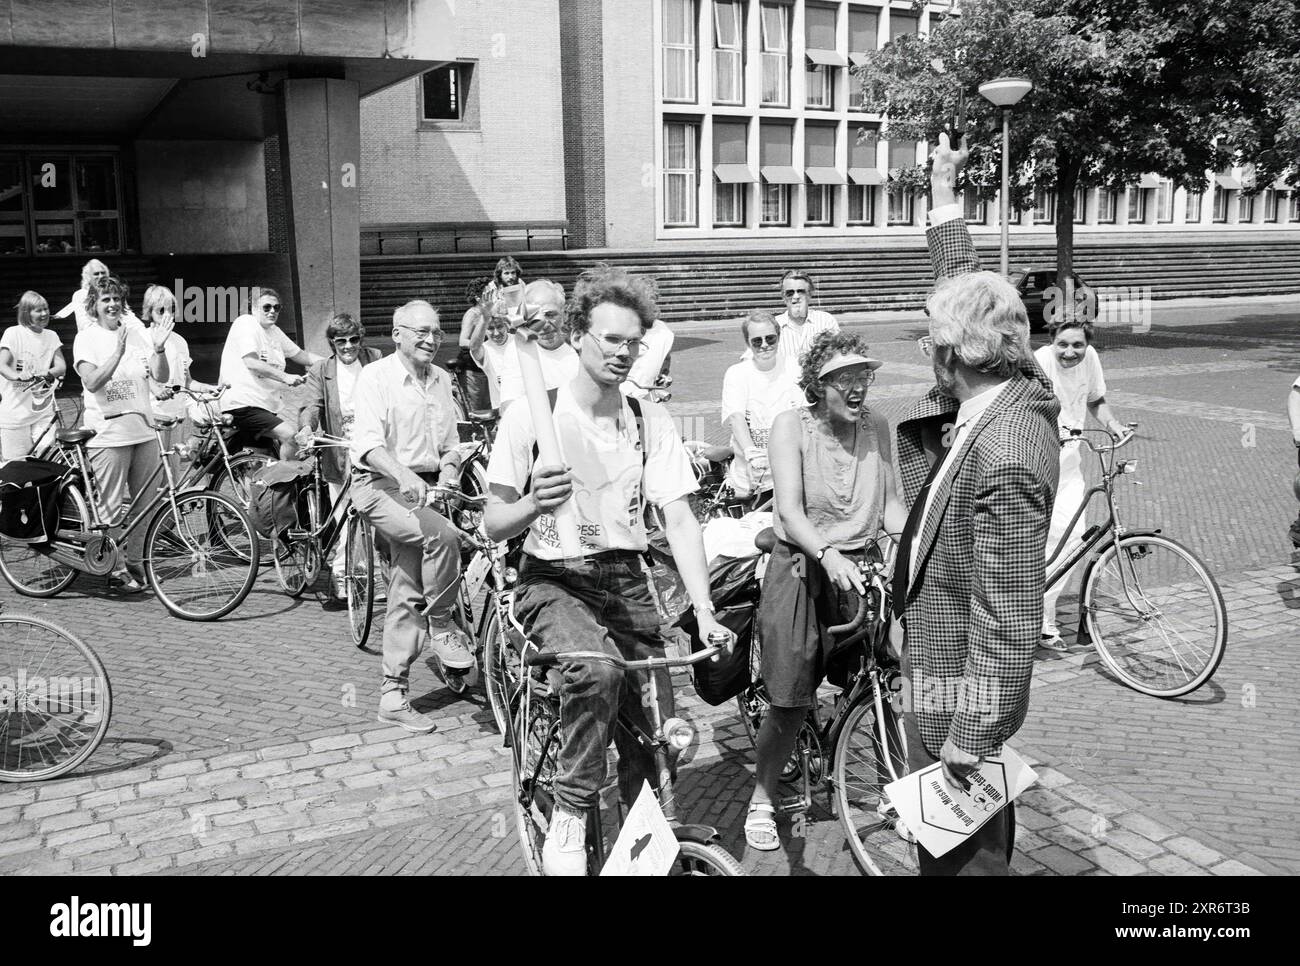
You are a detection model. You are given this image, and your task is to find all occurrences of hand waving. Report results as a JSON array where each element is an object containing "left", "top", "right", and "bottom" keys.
[
  {"left": 150, "top": 316, "right": 175, "bottom": 353},
  {"left": 930, "top": 131, "right": 970, "bottom": 205}
]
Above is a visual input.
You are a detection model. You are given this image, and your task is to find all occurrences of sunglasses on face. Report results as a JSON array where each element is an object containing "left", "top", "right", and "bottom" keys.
[
  {"left": 782, "top": 288, "right": 810, "bottom": 298},
  {"left": 748, "top": 334, "right": 779, "bottom": 349},
  {"left": 332, "top": 336, "right": 361, "bottom": 347},
  {"left": 260, "top": 304, "right": 281, "bottom": 313}
]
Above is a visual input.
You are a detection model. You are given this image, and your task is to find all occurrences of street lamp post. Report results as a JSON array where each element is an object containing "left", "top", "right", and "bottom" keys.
[{"left": 978, "top": 77, "right": 1032, "bottom": 277}]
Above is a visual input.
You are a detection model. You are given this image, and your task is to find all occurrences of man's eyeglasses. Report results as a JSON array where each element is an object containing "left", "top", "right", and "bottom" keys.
[
  {"left": 332, "top": 336, "right": 360, "bottom": 347},
  {"left": 824, "top": 371, "right": 876, "bottom": 392},
  {"left": 587, "top": 331, "right": 643, "bottom": 354},
  {"left": 399, "top": 325, "right": 443, "bottom": 344},
  {"left": 782, "top": 288, "right": 810, "bottom": 299},
  {"left": 260, "top": 304, "right": 281, "bottom": 313},
  {"left": 748, "top": 334, "right": 779, "bottom": 349},
  {"left": 917, "top": 335, "right": 934, "bottom": 358}
]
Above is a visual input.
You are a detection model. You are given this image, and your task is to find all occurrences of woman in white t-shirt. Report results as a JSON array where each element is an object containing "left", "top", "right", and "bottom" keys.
[
  {"left": 217, "top": 286, "right": 320, "bottom": 460},
  {"left": 0, "top": 290, "right": 67, "bottom": 460},
  {"left": 720, "top": 310, "right": 803, "bottom": 501},
  {"left": 72, "top": 276, "right": 174, "bottom": 590},
  {"left": 1034, "top": 319, "right": 1131, "bottom": 649},
  {"left": 141, "top": 285, "right": 218, "bottom": 472}
]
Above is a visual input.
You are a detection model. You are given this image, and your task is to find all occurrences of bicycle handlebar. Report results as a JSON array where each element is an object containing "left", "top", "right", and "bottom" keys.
[{"left": 523, "top": 644, "right": 722, "bottom": 672}]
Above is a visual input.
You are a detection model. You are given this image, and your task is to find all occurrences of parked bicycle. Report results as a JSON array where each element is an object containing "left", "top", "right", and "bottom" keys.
[
  {"left": 737, "top": 540, "right": 916, "bottom": 876},
  {"left": 0, "top": 603, "right": 112, "bottom": 781},
  {"left": 0, "top": 409, "right": 260, "bottom": 621},
  {"left": 1047, "top": 424, "right": 1227, "bottom": 697}
]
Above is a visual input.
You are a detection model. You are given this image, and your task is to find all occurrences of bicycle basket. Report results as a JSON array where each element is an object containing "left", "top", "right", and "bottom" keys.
[
  {"left": 248, "top": 460, "right": 314, "bottom": 538},
  {"left": 0, "top": 458, "right": 72, "bottom": 544}
]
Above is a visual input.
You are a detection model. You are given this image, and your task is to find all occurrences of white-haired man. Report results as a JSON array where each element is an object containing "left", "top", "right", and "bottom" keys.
[
  {"left": 891, "top": 134, "right": 1061, "bottom": 875},
  {"left": 350, "top": 300, "right": 470, "bottom": 734},
  {"left": 469, "top": 279, "right": 579, "bottom": 413}
]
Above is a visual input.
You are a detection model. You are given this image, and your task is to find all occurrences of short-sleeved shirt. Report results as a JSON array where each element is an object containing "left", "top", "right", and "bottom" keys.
[
  {"left": 490, "top": 341, "right": 579, "bottom": 412},
  {"left": 218, "top": 314, "right": 302, "bottom": 414},
  {"left": 348, "top": 352, "right": 458, "bottom": 473},
  {"left": 1034, "top": 344, "right": 1107, "bottom": 433},
  {"left": 152, "top": 329, "right": 193, "bottom": 421},
  {"left": 0, "top": 325, "right": 62, "bottom": 429},
  {"left": 73, "top": 323, "right": 156, "bottom": 448},
  {"left": 486, "top": 386, "right": 697, "bottom": 559},
  {"left": 720, "top": 360, "right": 804, "bottom": 495}
]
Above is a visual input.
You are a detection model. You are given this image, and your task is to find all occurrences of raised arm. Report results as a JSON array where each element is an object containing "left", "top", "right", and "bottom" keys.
[{"left": 926, "top": 132, "right": 981, "bottom": 281}]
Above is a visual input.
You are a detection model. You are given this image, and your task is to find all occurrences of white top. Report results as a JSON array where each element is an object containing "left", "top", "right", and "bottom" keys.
[
  {"left": 491, "top": 342, "right": 579, "bottom": 412},
  {"left": 0, "top": 326, "right": 62, "bottom": 429},
  {"left": 348, "top": 352, "right": 459, "bottom": 474},
  {"left": 622, "top": 319, "right": 675, "bottom": 398},
  {"left": 486, "top": 385, "right": 697, "bottom": 559},
  {"left": 218, "top": 314, "right": 302, "bottom": 414},
  {"left": 1034, "top": 345, "right": 1106, "bottom": 433},
  {"left": 720, "top": 360, "right": 804, "bottom": 495},
  {"left": 55, "top": 287, "right": 143, "bottom": 333},
  {"left": 909, "top": 379, "right": 1010, "bottom": 583},
  {"left": 151, "top": 330, "right": 193, "bottom": 420},
  {"left": 335, "top": 357, "right": 364, "bottom": 440},
  {"left": 73, "top": 323, "right": 157, "bottom": 448}
]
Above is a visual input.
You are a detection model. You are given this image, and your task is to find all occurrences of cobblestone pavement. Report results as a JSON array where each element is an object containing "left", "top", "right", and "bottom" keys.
[{"left": 1, "top": 301, "right": 1296, "bottom": 876}]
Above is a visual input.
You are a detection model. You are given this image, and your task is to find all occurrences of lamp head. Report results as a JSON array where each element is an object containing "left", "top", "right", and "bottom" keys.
[{"left": 978, "top": 77, "right": 1032, "bottom": 108}]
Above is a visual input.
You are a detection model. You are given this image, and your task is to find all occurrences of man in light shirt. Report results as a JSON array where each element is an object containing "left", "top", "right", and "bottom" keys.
[
  {"left": 350, "top": 300, "right": 469, "bottom": 734},
  {"left": 774, "top": 270, "right": 838, "bottom": 369}
]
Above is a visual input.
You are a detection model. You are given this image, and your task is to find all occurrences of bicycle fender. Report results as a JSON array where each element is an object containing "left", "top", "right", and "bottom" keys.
[
  {"left": 673, "top": 824, "right": 721, "bottom": 847},
  {"left": 1074, "top": 527, "right": 1163, "bottom": 645}
]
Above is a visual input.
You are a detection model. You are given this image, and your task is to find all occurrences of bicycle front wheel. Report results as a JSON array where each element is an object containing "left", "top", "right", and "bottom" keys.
[
  {"left": 145, "top": 490, "right": 260, "bottom": 621},
  {"left": 0, "top": 611, "right": 112, "bottom": 781},
  {"left": 1083, "top": 534, "right": 1228, "bottom": 698},
  {"left": 669, "top": 840, "right": 745, "bottom": 876},
  {"left": 0, "top": 481, "right": 87, "bottom": 598},
  {"left": 344, "top": 512, "right": 377, "bottom": 651},
  {"left": 832, "top": 683, "right": 917, "bottom": 876}
]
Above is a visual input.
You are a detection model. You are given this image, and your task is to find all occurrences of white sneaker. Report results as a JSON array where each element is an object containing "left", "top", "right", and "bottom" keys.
[
  {"left": 429, "top": 626, "right": 475, "bottom": 670},
  {"left": 541, "top": 806, "right": 588, "bottom": 876}
]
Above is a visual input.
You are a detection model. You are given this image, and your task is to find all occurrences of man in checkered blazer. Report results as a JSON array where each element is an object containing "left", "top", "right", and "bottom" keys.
[{"left": 892, "top": 133, "right": 1061, "bottom": 875}]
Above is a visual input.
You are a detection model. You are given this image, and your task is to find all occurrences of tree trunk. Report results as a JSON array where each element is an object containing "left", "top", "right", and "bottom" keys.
[{"left": 1056, "top": 151, "right": 1079, "bottom": 281}]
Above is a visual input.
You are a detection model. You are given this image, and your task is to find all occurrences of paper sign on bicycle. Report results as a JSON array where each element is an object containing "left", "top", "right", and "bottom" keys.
[
  {"left": 884, "top": 745, "right": 1036, "bottom": 859},
  {"left": 601, "top": 782, "right": 679, "bottom": 876}
]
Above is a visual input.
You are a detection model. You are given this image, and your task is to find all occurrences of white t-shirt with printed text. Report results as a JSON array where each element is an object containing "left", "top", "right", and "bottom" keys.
[
  {"left": 486, "top": 386, "right": 697, "bottom": 559},
  {"left": 73, "top": 323, "right": 156, "bottom": 448},
  {"left": 218, "top": 314, "right": 302, "bottom": 414},
  {"left": 0, "top": 326, "right": 62, "bottom": 429},
  {"left": 720, "top": 360, "right": 804, "bottom": 495}
]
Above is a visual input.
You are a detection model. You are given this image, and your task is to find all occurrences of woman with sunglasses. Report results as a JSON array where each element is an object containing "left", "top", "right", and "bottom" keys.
[
  {"left": 744, "top": 331, "right": 907, "bottom": 852},
  {"left": 720, "top": 310, "right": 803, "bottom": 502},
  {"left": 218, "top": 286, "right": 321, "bottom": 460}
]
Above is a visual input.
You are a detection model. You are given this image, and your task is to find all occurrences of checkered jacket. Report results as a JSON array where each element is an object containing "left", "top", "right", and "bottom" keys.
[{"left": 897, "top": 218, "right": 1061, "bottom": 758}]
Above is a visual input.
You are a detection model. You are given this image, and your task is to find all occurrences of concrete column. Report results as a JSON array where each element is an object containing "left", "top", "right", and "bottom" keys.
[{"left": 278, "top": 77, "right": 360, "bottom": 357}]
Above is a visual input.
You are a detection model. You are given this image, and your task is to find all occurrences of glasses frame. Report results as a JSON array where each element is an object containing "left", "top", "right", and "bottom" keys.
[
  {"left": 781, "top": 287, "right": 810, "bottom": 299},
  {"left": 748, "top": 334, "right": 780, "bottom": 349},
  {"left": 332, "top": 336, "right": 361, "bottom": 347},
  {"left": 260, "top": 304, "right": 282, "bottom": 313},
  {"left": 917, "top": 335, "right": 934, "bottom": 358},
  {"left": 585, "top": 330, "right": 644, "bottom": 354},
  {"left": 398, "top": 324, "right": 444, "bottom": 344},
  {"left": 823, "top": 370, "right": 876, "bottom": 393}
]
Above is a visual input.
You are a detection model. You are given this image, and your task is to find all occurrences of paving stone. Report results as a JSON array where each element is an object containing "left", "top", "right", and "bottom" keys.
[
  {"left": 1087, "top": 845, "right": 1148, "bottom": 876},
  {"left": 1022, "top": 844, "right": 1094, "bottom": 876},
  {"left": 1165, "top": 836, "right": 1224, "bottom": 868}
]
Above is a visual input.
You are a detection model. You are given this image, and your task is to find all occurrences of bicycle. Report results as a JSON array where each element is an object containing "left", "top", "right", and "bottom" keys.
[
  {"left": 0, "top": 409, "right": 260, "bottom": 621},
  {"left": 0, "top": 603, "right": 112, "bottom": 781},
  {"left": 736, "top": 541, "right": 917, "bottom": 876},
  {"left": 511, "top": 642, "right": 745, "bottom": 876},
  {"left": 1046, "top": 424, "right": 1227, "bottom": 697}
]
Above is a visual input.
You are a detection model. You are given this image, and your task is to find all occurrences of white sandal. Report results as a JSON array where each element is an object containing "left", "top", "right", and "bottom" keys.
[{"left": 744, "top": 802, "right": 779, "bottom": 852}]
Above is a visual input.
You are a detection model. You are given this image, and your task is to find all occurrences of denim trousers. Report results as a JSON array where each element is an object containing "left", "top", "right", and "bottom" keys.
[{"left": 512, "top": 551, "right": 674, "bottom": 814}]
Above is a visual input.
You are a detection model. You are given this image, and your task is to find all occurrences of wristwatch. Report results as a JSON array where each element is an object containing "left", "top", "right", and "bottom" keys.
[{"left": 815, "top": 545, "right": 832, "bottom": 562}]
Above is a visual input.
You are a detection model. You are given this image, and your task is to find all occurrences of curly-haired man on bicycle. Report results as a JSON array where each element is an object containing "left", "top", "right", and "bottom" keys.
[{"left": 484, "top": 266, "right": 732, "bottom": 876}]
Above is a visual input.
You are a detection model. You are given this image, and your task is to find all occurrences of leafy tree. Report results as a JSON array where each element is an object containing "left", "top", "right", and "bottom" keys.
[{"left": 855, "top": 0, "right": 1300, "bottom": 279}]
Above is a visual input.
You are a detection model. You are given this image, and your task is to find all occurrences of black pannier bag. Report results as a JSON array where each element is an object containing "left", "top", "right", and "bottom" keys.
[
  {"left": 675, "top": 553, "right": 762, "bottom": 706},
  {"left": 248, "top": 461, "right": 314, "bottom": 539},
  {"left": 0, "top": 458, "right": 71, "bottom": 544}
]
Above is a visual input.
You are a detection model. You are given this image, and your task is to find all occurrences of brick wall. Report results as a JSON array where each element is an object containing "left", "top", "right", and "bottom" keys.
[
  {"left": 358, "top": 0, "right": 566, "bottom": 226},
  {"left": 558, "top": 0, "right": 607, "bottom": 248},
  {"left": 601, "top": 0, "right": 657, "bottom": 247}
]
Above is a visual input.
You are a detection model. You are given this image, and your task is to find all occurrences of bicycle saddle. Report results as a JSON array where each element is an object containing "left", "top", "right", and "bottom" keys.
[
  {"left": 56, "top": 428, "right": 96, "bottom": 445},
  {"left": 468, "top": 409, "right": 498, "bottom": 424},
  {"left": 754, "top": 527, "right": 777, "bottom": 554}
]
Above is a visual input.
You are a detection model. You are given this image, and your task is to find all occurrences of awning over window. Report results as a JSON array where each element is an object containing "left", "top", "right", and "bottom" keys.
[
  {"left": 1215, "top": 173, "right": 1242, "bottom": 190},
  {"left": 714, "top": 164, "right": 756, "bottom": 184},
  {"left": 806, "top": 167, "right": 845, "bottom": 185},
  {"left": 760, "top": 165, "right": 801, "bottom": 184},
  {"left": 805, "top": 48, "right": 847, "bottom": 67},
  {"left": 848, "top": 52, "right": 872, "bottom": 69},
  {"left": 848, "top": 167, "right": 884, "bottom": 186},
  {"left": 1138, "top": 173, "right": 1161, "bottom": 189}
]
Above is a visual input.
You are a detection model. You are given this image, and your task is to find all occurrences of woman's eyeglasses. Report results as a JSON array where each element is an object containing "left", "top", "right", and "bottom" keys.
[
  {"left": 824, "top": 371, "right": 875, "bottom": 392},
  {"left": 748, "top": 334, "right": 779, "bottom": 349},
  {"left": 332, "top": 336, "right": 361, "bottom": 347}
]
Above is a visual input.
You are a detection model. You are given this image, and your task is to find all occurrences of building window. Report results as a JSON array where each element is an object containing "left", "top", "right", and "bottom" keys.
[
  {"left": 1263, "top": 189, "right": 1279, "bottom": 223},
  {"left": 1291, "top": 192, "right": 1300, "bottom": 222},
  {"left": 889, "top": 12, "right": 919, "bottom": 43},
  {"left": 422, "top": 64, "right": 472, "bottom": 121},
  {"left": 21, "top": 153, "right": 123, "bottom": 256},
  {"left": 1238, "top": 191, "right": 1253, "bottom": 222},
  {"left": 713, "top": 119, "right": 750, "bottom": 227},
  {"left": 963, "top": 191, "right": 986, "bottom": 224},
  {"left": 759, "top": 121, "right": 795, "bottom": 226},
  {"left": 1212, "top": 187, "right": 1228, "bottom": 222},
  {"left": 886, "top": 139, "right": 916, "bottom": 226},
  {"left": 760, "top": 3, "right": 789, "bottom": 106},
  {"left": 0, "top": 156, "right": 26, "bottom": 256},
  {"left": 761, "top": 184, "right": 789, "bottom": 225},
  {"left": 1127, "top": 186, "right": 1146, "bottom": 223},
  {"left": 1185, "top": 189, "right": 1202, "bottom": 224},
  {"left": 1073, "top": 186, "right": 1086, "bottom": 224},
  {"left": 805, "top": 185, "right": 832, "bottom": 225},
  {"left": 663, "top": 121, "right": 698, "bottom": 227},
  {"left": 804, "top": 122, "right": 837, "bottom": 226},
  {"left": 663, "top": 0, "right": 697, "bottom": 102},
  {"left": 1097, "top": 189, "right": 1117, "bottom": 224},
  {"left": 805, "top": 4, "right": 837, "bottom": 110},
  {"left": 1032, "top": 188, "right": 1055, "bottom": 224},
  {"left": 713, "top": 1, "right": 744, "bottom": 105},
  {"left": 848, "top": 185, "right": 875, "bottom": 224},
  {"left": 1155, "top": 178, "right": 1175, "bottom": 223},
  {"left": 847, "top": 8, "right": 879, "bottom": 110},
  {"left": 806, "top": 65, "right": 832, "bottom": 109}
]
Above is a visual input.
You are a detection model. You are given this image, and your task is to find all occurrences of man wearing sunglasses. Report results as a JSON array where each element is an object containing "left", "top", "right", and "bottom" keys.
[
  {"left": 218, "top": 286, "right": 322, "bottom": 460},
  {"left": 350, "top": 300, "right": 469, "bottom": 734},
  {"left": 770, "top": 270, "right": 839, "bottom": 370},
  {"left": 484, "top": 265, "right": 733, "bottom": 875},
  {"left": 296, "top": 312, "right": 383, "bottom": 605}
]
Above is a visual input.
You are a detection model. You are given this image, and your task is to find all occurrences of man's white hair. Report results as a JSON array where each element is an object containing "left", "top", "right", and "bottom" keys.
[
  {"left": 926, "top": 271, "right": 1030, "bottom": 379},
  {"left": 393, "top": 299, "right": 439, "bottom": 328}
]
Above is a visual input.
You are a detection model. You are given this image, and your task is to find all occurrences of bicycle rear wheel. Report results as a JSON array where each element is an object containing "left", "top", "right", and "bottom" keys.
[
  {"left": 274, "top": 534, "right": 321, "bottom": 597},
  {"left": 145, "top": 490, "right": 260, "bottom": 621},
  {"left": 0, "top": 611, "right": 112, "bottom": 781},
  {"left": 0, "top": 481, "right": 86, "bottom": 597},
  {"left": 209, "top": 451, "right": 272, "bottom": 564},
  {"left": 1083, "top": 534, "right": 1228, "bottom": 698},
  {"left": 511, "top": 688, "right": 562, "bottom": 876},
  {"left": 669, "top": 840, "right": 745, "bottom": 876},
  {"left": 832, "top": 682, "right": 917, "bottom": 876},
  {"left": 344, "top": 512, "right": 377, "bottom": 652}
]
